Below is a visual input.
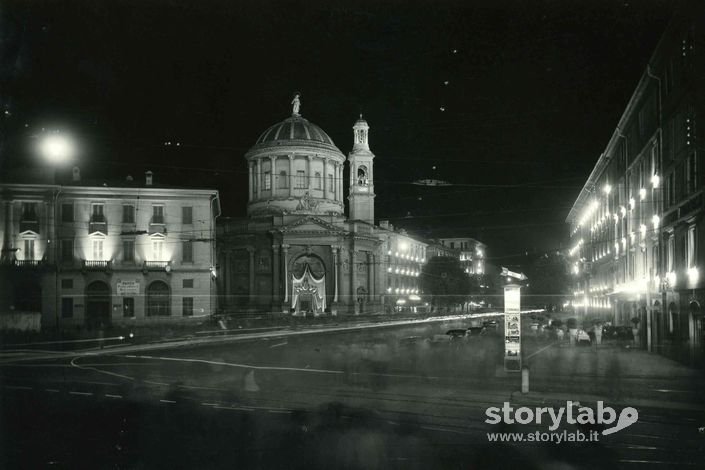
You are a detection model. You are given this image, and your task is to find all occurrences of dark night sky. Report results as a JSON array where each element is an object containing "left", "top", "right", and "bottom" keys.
[{"left": 0, "top": 0, "right": 675, "bottom": 266}]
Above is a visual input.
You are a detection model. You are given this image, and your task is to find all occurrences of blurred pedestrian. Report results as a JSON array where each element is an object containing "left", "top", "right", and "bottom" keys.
[
  {"left": 594, "top": 322, "right": 603, "bottom": 346},
  {"left": 556, "top": 327, "right": 565, "bottom": 342}
]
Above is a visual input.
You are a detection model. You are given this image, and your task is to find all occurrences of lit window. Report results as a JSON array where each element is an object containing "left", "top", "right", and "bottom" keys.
[
  {"left": 23, "top": 239, "right": 35, "bottom": 261},
  {"left": 91, "top": 203, "right": 105, "bottom": 222},
  {"left": 123, "top": 240, "right": 135, "bottom": 262},
  {"left": 263, "top": 171, "right": 271, "bottom": 190},
  {"left": 153, "top": 239, "right": 164, "bottom": 260},
  {"left": 92, "top": 239, "right": 104, "bottom": 260},
  {"left": 687, "top": 226, "right": 696, "bottom": 269}
]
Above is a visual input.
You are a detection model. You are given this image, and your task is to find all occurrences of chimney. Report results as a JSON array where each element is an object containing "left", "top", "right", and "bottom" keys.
[
  {"left": 126, "top": 175, "right": 134, "bottom": 182},
  {"left": 72, "top": 166, "right": 80, "bottom": 182},
  {"left": 379, "top": 220, "right": 389, "bottom": 229},
  {"left": 145, "top": 171, "right": 153, "bottom": 186}
]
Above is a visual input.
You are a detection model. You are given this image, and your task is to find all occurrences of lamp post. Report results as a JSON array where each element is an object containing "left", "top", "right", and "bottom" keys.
[{"left": 38, "top": 131, "right": 76, "bottom": 330}]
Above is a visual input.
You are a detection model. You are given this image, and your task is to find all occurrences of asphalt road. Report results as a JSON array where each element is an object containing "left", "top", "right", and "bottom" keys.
[{"left": 2, "top": 318, "right": 704, "bottom": 469}]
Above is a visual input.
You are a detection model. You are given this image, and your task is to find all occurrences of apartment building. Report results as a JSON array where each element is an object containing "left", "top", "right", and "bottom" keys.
[
  {"left": 566, "top": 0, "right": 704, "bottom": 366},
  {"left": 0, "top": 171, "right": 220, "bottom": 330}
]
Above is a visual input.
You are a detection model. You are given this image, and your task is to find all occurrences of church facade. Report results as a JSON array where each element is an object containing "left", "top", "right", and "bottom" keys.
[{"left": 217, "top": 100, "right": 427, "bottom": 315}]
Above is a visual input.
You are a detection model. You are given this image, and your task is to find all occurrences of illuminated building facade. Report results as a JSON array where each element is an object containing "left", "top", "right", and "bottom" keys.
[
  {"left": 217, "top": 101, "right": 427, "bottom": 315},
  {"left": 438, "top": 237, "right": 486, "bottom": 275},
  {"left": 0, "top": 174, "right": 220, "bottom": 329},
  {"left": 566, "top": 0, "right": 704, "bottom": 365}
]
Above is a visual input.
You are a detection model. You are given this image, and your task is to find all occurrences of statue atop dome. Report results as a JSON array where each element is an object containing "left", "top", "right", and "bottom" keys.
[{"left": 291, "top": 93, "right": 301, "bottom": 116}]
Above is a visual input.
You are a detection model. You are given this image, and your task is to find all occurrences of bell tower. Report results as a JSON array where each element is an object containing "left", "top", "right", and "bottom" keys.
[{"left": 347, "top": 115, "right": 375, "bottom": 224}]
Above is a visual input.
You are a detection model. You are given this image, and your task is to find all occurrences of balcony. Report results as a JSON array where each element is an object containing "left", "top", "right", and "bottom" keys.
[
  {"left": 6, "top": 259, "right": 45, "bottom": 269},
  {"left": 19, "top": 220, "right": 40, "bottom": 234},
  {"left": 148, "top": 219, "right": 166, "bottom": 234},
  {"left": 143, "top": 260, "right": 172, "bottom": 273},
  {"left": 82, "top": 260, "right": 113, "bottom": 273}
]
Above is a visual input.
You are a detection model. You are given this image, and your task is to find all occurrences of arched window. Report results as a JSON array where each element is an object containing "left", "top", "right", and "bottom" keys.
[
  {"left": 357, "top": 165, "right": 368, "bottom": 186},
  {"left": 278, "top": 170, "right": 288, "bottom": 189},
  {"left": 147, "top": 281, "right": 171, "bottom": 316}
]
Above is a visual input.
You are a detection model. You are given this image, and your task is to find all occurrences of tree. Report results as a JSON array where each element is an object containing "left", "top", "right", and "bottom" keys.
[
  {"left": 421, "top": 256, "right": 470, "bottom": 311},
  {"left": 525, "top": 252, "right": 571, "bottom": 310}
]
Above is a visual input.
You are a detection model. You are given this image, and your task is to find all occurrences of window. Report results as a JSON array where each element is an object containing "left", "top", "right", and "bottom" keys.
[
  {"left": 61, "top": 279, "right": 73, "bottom": 289},
  {"left": 146, "top": 281, "right": 170, "bottom": 316},
  {"left": 182, "top": 206, "right": 193, "bottom": 225},
  {"left": 153, "top": 239, "right": 164, "bottom": 260},
  {"left": 450, "top": 242, "right": 455, "bottom": 249},
  {"left": 328, "top": 173, "right": 334, "bottom": 191},
  {"left": 61, "top": 297, "right": 73, "bottom": 318},
  {"left": 61, "top": 203, "right": 74, "bottom": 222},
  {"left": 687, "top": 226, "right": 696, "bottom": 269},
  {"left": 652, "top": 245, "right": 659, "bottom": 275},
  {"left": 92, "top": 239, "right": 104, "bottom": 260},
  {"left": 667, "top": 235, "right": 675, "bottom": 272},
  {"left": 315, "top": 172, "right": 322, "bottom": 189},
  {"left": 278, "top": 170, "right": 288, "bottom": 189},
  {"left": 667, "top": 172, "right": 676, "bottom": 207},
  {"left": 263, "top": 171, "right": 271, "bottom": 190},
  {"left": 182, "top": 240, "right": 193, "bottom": 263},
  {"left": 21, "top": 202, "right": 37, "bottom": 221},
  {"left": 123, "top": 240, "right": 135, "bottom": 262},
  {"left": 123, "top": 298, "right": 135, "bottom": 318},
  {"left": 91, "top": 204, "right": 105, "bottom": 222},
  {"left": 183, "top": 279, "right": 194, "bottom": 288},
  {"left": 23, "top": 239, "right": 35, "bottom": 260},
  {"left": 182, "top": 297, "right": 194, "bottom": 317},
  {"left": 60, "top": 239, "right": 73, "bottom": 263},
  {"left": 152, "top": 205, "right": 164, "bottom": 224},
  {"left": 123, "top": 205, "right": 135, "bottom": 223},
  {"left": 296, "top": 170, "right": 306, "bottom": 189}
]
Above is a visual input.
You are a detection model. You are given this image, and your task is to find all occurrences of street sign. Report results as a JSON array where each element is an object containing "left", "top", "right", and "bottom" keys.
[
  {"left": 117, "top": 280, "right": 140, "bottom": 296},
  {"left": 504, "top": 284, "right": 522, "bottom": 372}
]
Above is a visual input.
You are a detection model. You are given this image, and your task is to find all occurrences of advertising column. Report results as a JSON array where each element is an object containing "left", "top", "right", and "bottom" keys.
[{"left": 504, "top": 284, "right": 521, "bottom": 372}]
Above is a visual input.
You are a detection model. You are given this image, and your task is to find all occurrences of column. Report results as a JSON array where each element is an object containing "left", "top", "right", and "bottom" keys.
[
  {"left": 288, "top": 155, "right": 294, "bottom": 197},
  {"left": 337, "top": 246, "right": 344, "bottom": 307},
  {"left": 256, "top": 159, "right": 262, "bottom": 199},
  {"left": 248, "top": 163, "right": 254, "bottom": 201},
  {"left": 247, "top": 247, "right": 255, "bottom": 304},
  {"left": 282, "top": 244, "right": 290, "bottom": 304},
  {"left": 323, "top": 158, "right": 329, "bottom": 198},
  {"left": 331, "top": 246, "right": 339, "bottom": 302},
  {"left": 307, "top": 156, "right": 312, "bottom": 191},
  {"left": 367, "top": 252, "right": 374, "bottom": 301},
  {"left": 351, "top": 249, "right": 358, "bottom": 313},
  {"left": 272, "top": 245, "right": 280, "bottom": 305},
  {"left": 338, "top": 163, "right": 343, "bottom": 201},
  {"left": 269, "top": 156, "right": 276, "bottom": 195}
]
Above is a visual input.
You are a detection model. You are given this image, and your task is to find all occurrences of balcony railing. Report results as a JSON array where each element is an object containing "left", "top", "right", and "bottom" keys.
[
  {"left": 82, "top": 260, "right": 113, "bottom": 272},
  {"left": 144, "top": 260, "right": 171, "bottom": 272},
  {"left": 19, "top": 220, "right": 40, "bottom": 234},
  {"left": 10, "top": 259, "right": 44, "bottom": 268}
]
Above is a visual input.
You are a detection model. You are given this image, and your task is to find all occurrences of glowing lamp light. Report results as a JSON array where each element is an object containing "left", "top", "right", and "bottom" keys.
[
  {"left": 40, "top": 133, "right": 75, "bottom": 164},
  {"left": 629, "top": 198, "right": 635, "bottom": 210},
  {"left": 640, "top": 224, "right": 646, "bottom": 236},
  {"left": 651, "top": 174, "right": 660, "bottom": 188},
  {"left": 688, "top": 267, "right": 699, "bottom": 284},
  {"left": 621, "top": 237, "right": 627, "bottom": 249},
  {"left": 639, "top": 188, "right": 646, "bottom": 200},
  {"left": 652, "top": 214, "right": 660, "bottom": 229},
  {"left": 667, "top": 271, "right": 677, "bottom": 287},
  {"left": 620, "top": 206, "right": 627, "bottom": 217},
  {"left": 603, "top": 184, "right": 612, "bottom": 194},
  {"left": 387, "top": 287, "right": 392, "bottom": 293},
  {"left": 399, "top": 241, "right": 409, "bottom": 251}
]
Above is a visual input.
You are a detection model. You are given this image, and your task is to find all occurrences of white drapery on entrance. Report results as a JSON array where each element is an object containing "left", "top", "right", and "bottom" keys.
[{"left": 291, "top": 264, "right": 326, "bottom": 315}]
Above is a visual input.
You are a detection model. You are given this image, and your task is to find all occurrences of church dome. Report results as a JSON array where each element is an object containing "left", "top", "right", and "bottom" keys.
[{"left": 255, "top": 115, "right": 336, "bottom": 147}]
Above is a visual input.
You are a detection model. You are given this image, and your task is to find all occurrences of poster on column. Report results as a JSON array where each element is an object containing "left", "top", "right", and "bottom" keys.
[{"left": 504, "top": 284, "right": 521, "bottom": 372}]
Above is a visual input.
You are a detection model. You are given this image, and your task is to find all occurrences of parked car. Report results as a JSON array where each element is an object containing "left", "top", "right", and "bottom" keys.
[
  {"left": 446, "top": 329, "right": 468, "bottom": 340},
  {"left": 482, "top": 319, "right": 499, "bottom": 329},
  {"left": 603, "top": 326, "right": 633, "bottom": 343},
  {"left": 466, "top": 326, "right": 487, "bottom": 337}
]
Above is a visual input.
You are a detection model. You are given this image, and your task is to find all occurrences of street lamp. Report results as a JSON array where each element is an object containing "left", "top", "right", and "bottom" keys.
[
  {"left": 39, "top": 133, "right": 75, "bottom": 165},
  {"left": 37, "top": 131, "right": 76, "bottom": 330}
]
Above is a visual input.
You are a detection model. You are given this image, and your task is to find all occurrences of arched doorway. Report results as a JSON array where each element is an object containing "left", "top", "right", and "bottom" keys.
[
  {"left": 689, "top": 301, "right": 704, "bottom": 365},
  {"left": 290, "top": 254, "right": 326, "bottom": 316},
  {"left": 146, "top": 281, "right": 171, "bottom": 316},
  {"left": 85, "top": 281, "right": 111, "bottom": 329}
]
